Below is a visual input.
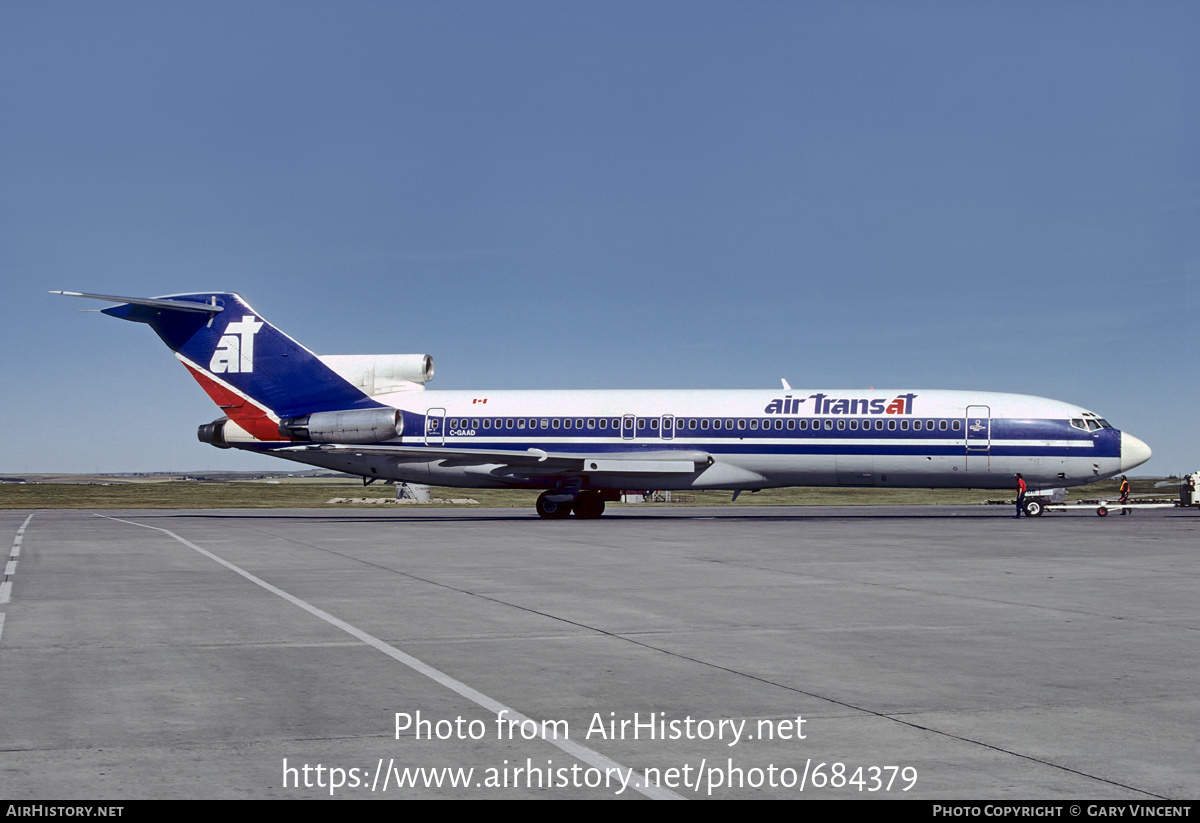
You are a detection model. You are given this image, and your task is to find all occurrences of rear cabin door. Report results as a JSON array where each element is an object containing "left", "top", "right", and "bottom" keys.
[{"left": 425, "top": 408, "right": 446, "bottom": 446}]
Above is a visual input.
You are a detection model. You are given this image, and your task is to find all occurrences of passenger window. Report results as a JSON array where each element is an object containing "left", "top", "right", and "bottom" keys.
[
  {"left": 551, "top": 419, "right": 560, "bottom": 429},
  {"left": 787, "top": 419, "right": 795, "bottom": 430},
  {"left": 517, "top": 419, "right": 526, "bottom": 429},
  {"left": 913, "top": 420, "right": 922, "bottom": 431},
  {"left": 725, "top": 419, "right": 734, "bottom": 429},
  {"left": 837, "top": 419, "right": 845, "bottom": 430},
  {"left": 738, "top": 419, "right": 747, "bottom": 430},
  {"left": 749, "top": 419, "right": 758, "bottom": 430},
  {"left": 540, "top": 418, "right": 549, "bottom": 429},
  {"left": 650, "top": 419, "right": 659, "bottom": 430},
  {"left": 939, "top": 420, "right": 947, "bottom": 431},
  {"left": 598, "top": 419, "right": 607, "bottom": 430},
  {"left": 875, "top": 420, "right": 884, "bottom": 431},
  {"left": 952, "top": 421, "right": 961, "bottom": 431},
  {"left": 775, "top": 419, "right": 783, "bottom": 430},
  {"left": 798, "top": 420, "right": 807, "bottom": 430},
  {"left": 483, "top": 419, "right": 491, "bottom": 429},
  {"left": 901, "top": 420, "right": 909, "bottom": 431},
  {"left": 824, "top": 419, "right": 833, "bottom": 430},
  {"left": 888, "top": 420, "right": 897, "bottom": 431},
  {"left": 850, "top": 420, "right": 858, "bottom": 430},
  {"left": 472, "top": 418, "right": 480, "bottom": 428},
  {"left": 701, "top": 419, "right": 710, "bottom": 430}
]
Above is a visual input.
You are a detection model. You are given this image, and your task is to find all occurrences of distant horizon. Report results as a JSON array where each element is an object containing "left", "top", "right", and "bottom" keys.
[{"left": 1, "top": 470, "right": 1175, "bottom": 482}]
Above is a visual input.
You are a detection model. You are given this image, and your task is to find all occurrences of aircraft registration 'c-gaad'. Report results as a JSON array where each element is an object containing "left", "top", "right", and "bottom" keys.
[{"left": 53, "top": 290, "right": 1153, "bottom": 518}]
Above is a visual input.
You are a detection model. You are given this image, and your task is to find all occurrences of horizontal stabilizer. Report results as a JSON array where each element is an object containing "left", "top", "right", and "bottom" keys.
[{"left": 50, "top": 291, "right": 224, "bottom": 314}]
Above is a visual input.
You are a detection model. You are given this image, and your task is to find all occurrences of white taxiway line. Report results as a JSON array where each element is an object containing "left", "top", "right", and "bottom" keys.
[
  {"left": 95, "top": 514, "right": 681, "bottom": 800},
  {"left": 0, "top": 513, "right": 36, "bottom": 640}
]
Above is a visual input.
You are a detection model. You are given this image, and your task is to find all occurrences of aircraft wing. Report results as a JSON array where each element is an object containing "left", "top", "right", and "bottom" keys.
[{"left": 273, "top": 443, "right": 712, "bottom": 474}]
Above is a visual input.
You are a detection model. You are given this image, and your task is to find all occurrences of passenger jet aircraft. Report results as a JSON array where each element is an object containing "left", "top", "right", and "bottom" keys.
[{"left": 54, "top": 290, "right": 1152, "bottom": 518}]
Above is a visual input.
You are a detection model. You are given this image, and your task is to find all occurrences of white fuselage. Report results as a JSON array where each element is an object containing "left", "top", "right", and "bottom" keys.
[{"left": 248, "top": 387, "right": 1147, "bottom": 492}]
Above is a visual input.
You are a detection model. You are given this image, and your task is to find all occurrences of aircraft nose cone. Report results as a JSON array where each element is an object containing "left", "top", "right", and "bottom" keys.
[{"left": 1120, "top": 433, "right": 1152, "bottom": 472}]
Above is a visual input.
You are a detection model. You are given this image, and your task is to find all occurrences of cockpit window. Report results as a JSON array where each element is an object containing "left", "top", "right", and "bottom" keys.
[
  {"left": 1087, "top": 419, "right": 1101, "bottom": 431},
  {"left": 1071, "top": 419, "right": 1086, "bottom": 430},
  {"left": 1097, "top": 419, "right": 1111, "bottom": 428}
]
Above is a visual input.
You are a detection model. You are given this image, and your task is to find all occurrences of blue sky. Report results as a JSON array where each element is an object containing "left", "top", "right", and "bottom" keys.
[{"left": 2, "top": 2, "right": 1196, "bottom": 474}]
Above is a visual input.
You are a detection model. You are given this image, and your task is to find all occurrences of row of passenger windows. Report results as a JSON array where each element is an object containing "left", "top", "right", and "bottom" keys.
[{"left": 442, "top": 417, "right": 964, "bottom": 433}]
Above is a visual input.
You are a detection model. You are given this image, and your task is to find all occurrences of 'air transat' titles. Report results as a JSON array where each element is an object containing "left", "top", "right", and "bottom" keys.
[{"left": 763, "top": 393, "right": 918, "bottom": 416}]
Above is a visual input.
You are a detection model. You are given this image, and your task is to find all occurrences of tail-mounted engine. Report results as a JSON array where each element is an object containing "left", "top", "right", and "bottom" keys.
[
  {"left": 277, "top": 408, "right": 403, "bottom": 444},
  {"left": 197, "top": 418, "right": 232, "bottom": 449},
  {"left": 318, "top": 354, "right": 433, "bottom": 395}
]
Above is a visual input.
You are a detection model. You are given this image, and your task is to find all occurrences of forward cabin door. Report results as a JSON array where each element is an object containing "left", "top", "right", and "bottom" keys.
[{"left": 965, "top": 404, "right": 991, "bottom": 472}]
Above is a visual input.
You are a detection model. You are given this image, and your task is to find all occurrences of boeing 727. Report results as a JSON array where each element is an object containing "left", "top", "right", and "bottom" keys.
[{"left": 54, "top": 290, "right": 1152, "bottom": 518}]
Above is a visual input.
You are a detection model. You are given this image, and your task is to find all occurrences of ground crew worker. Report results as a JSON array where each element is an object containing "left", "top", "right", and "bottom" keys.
[
  {"left": 1015, "top": 473, "right": 1027, "bottom": 518},
  {"left": 1119, "top": 475, "right": 1131, "bottom": 515}
]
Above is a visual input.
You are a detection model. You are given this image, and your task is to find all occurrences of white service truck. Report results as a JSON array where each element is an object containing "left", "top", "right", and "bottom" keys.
[{"left": 1023, "top": 473, "right": 1199, "bottom": 517}]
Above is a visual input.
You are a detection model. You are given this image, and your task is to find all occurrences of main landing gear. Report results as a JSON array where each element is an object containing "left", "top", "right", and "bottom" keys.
[{"left": 535, "top": 490, "right": 607, "bottom": 519}]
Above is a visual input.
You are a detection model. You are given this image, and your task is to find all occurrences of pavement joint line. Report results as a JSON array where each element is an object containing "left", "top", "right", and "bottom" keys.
[{"left": 92, "top": 513, "right": 682, "bottom": 800}]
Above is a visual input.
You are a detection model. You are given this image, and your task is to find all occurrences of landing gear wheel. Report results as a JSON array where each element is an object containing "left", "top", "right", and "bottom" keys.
[
  {"left": 536, "top": 491, "right": 572, "bottom": 519},
  {"left": 1097, "top": 506, "right": 1108, "bottom": 517},
  {"left": 1024, "top": 500, "right": 1044, "bottom": 517},
  {"left": 573, "top": 491, "right": 606, "bottom": 519}
]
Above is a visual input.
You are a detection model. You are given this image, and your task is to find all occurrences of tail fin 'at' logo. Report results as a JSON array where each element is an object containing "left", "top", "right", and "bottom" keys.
[
  {"left": 51, "top": 291, "right": 382, "bottom": 423},
  {"left": 211, "top": 315, "right": 265, "bottom": 374}
]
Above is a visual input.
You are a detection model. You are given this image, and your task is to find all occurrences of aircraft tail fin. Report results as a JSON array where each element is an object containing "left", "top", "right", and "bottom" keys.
[{"left": 53, "top": 291, "right": 380, "bottom": 439}]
